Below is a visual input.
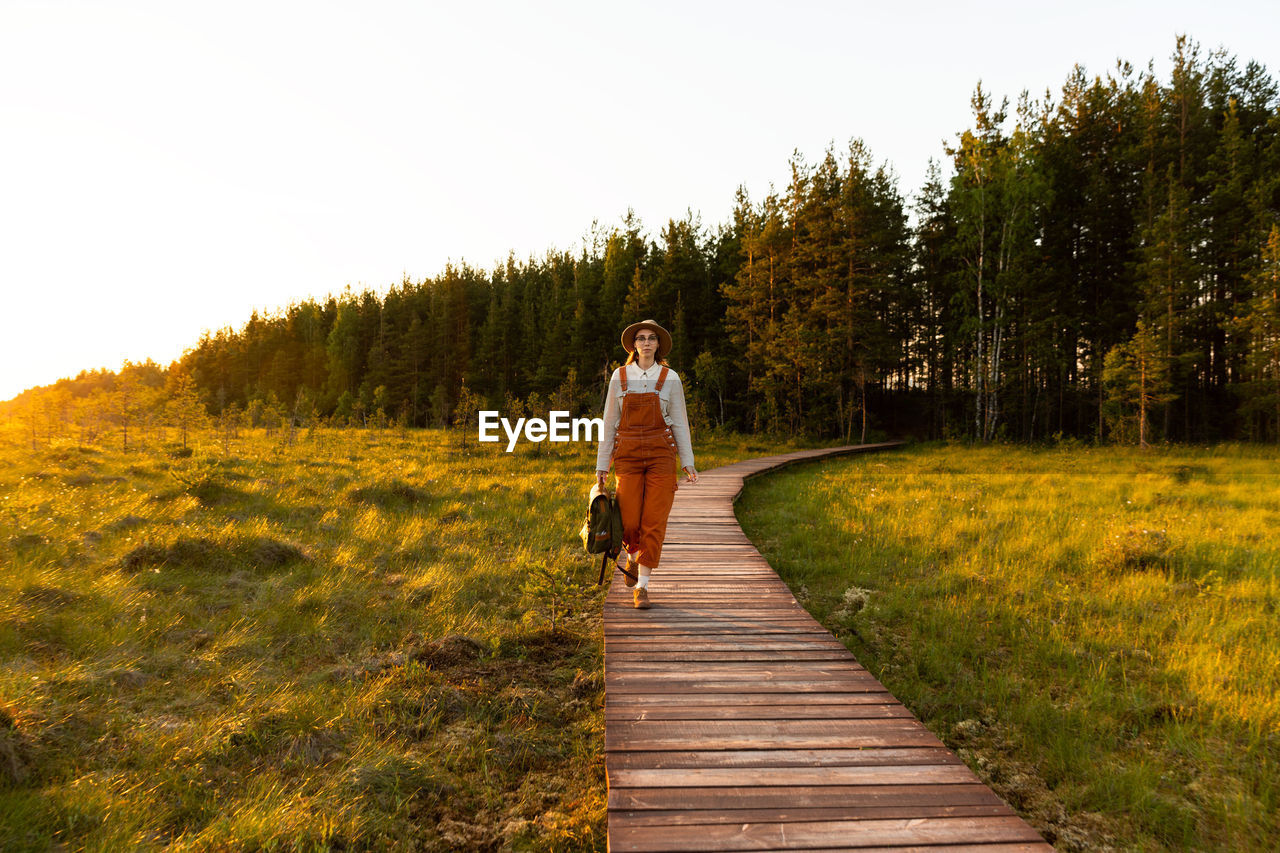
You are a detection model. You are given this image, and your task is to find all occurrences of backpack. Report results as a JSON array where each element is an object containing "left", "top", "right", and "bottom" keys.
[{"left": 580, "top": 482, "right": 624, "bottom": 584}]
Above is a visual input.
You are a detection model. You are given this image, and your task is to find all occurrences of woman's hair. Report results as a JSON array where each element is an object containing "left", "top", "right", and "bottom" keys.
[{"left": 625, "top": 351, "right": 670, "bottom": 366}]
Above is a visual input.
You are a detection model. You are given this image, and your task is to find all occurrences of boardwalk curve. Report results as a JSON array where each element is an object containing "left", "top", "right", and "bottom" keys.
[{"left": 603, "top": 442, "right": 1051, "bottom": 852}]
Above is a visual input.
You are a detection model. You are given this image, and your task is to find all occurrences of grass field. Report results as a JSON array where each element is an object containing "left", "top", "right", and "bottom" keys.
[
  {"left": 0, "top": 424, "right": 810, "bottom": 851},
  {"left": 735, "top": 442, "right": 1280, "bottom": 851}
]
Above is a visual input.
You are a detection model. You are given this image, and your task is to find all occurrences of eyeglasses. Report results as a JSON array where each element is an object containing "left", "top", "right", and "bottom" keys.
[{"left": 634, "top": 334, "right": 660, "bottom": 343}]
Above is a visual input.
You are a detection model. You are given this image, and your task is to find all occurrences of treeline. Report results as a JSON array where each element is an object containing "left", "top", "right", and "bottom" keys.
[{"left": 7, "top": 37, "right": 1280, "bottom": 445}]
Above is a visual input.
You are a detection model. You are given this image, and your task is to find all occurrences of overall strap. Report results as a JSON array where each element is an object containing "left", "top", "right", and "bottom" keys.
[
  {"left": 654, "top": 366, "right": 670, "bottom": 392},
  {"left": 618, "top": 366, "right": 628, "bottom": 392}
]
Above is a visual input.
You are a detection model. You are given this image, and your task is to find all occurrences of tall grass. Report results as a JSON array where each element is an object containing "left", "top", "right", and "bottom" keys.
[
  {"left": 0, "top": 423, "right": 811, "bottom": 851},
  {"left": 736, "top": 442, "right": 1280, "bottom": 851}
]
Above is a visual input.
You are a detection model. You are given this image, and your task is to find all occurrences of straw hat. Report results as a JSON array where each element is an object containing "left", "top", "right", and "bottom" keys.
[{"left": 621, "top": 319, "right": 672, "bottom": 359}]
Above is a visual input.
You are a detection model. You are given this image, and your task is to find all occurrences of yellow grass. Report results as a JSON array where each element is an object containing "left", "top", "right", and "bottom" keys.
[
  {"left": 736, "top": 442, "right": 1280, "bottom": 851},
  {"left": 0, "top": 423, "right": 810, "bottom": 851}
]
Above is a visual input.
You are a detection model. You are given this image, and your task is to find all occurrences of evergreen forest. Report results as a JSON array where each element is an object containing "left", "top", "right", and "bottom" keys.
[{"left": 8, "top": 38, "right": 1280, "bottom": 445}]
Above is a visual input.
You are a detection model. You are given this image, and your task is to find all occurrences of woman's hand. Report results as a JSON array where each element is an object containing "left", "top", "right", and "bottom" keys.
[
  {"left": 683, "top": 466, "right": 699, "bottom": 484},
  {"left": 596, "top": 469, "right": 609, "bottom": 493}
]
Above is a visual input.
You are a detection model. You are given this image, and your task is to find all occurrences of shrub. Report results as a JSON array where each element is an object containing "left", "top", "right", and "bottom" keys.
[
  {"left": 1095, "top": 526, "right": 1179, "bottom": 574},
  {"left": 831, "top": 585, "right": 872, "bottom": 626}
]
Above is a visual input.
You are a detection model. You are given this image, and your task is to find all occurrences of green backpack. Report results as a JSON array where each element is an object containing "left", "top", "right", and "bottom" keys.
[{"left": 580, "top": 483, "right": 624, "bottom": 584}]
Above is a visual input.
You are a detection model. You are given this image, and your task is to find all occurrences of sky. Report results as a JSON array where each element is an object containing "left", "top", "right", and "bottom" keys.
[{"left": 2, "top": 0, "right": 1277, "bottom": 402}]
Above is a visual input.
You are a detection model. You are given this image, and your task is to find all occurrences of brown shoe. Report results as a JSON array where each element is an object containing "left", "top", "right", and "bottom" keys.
[
  {"left": 621, "top": 553, "right": 639, "bottom": 588},
  {"left": 633, "top": 587, "right": 651, "bottom": 609}
]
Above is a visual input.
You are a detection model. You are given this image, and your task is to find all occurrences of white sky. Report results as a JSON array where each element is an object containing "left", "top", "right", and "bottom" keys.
[{"left": 2, "top": 0, "right": 1276, "bottom": 401}]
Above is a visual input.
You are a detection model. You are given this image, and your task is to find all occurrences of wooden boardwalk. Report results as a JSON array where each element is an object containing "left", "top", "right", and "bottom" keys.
[{"left": 603, "top": 443, "right": 1051, "bottom": 852}]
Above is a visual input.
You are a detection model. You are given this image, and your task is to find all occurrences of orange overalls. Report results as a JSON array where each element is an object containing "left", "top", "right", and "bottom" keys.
[{"left": 612, "top": 366, "right": 680, "bottom": 569}]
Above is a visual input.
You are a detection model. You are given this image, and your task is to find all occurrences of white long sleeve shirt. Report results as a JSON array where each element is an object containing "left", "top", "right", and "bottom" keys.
[{"left": 596, "top": 363, "right": 695, "bottom": 472}]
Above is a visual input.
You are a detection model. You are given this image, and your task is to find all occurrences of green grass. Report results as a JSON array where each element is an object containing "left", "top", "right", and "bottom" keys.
[
  {"left": 735, "top": 442, "right": 1280, "bottom": 851},
  {"left": 0, "top": 422, "right": 816, "bottom": 851}
]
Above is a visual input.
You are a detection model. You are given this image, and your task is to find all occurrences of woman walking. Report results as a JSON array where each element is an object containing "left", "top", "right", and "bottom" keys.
[{"left": 596, "top": 319, "right": 698, "bottom": 609}]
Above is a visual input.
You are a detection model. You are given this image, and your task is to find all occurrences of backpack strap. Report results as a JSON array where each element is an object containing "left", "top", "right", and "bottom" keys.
[
  {"left": 605, "top": 553, "right": 637, "bottom": 586},
  {"left": 654, "top": 366, "right": 670, "bottom": 391},
  {"left": 618, "top": 366, "right": 628, "bottom": 392}
]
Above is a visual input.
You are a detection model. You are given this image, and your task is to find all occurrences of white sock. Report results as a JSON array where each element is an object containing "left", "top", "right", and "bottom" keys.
[{"left": 636, "top": 575, "right": 649, "bottom": 589}]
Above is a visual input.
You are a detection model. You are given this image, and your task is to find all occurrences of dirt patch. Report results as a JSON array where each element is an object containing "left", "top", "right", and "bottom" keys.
[
  {"left": 248, "top": 539, "right": 305, "bottom": 569},
  {"left": 344, "top": 480, "right": 430, "bottom": 508},
  {"left": 952, "top": 718, "right": 1116, "bottom": 851},
  {"left": 9, "top": 534, "right": 49, "bottom": 550},
  {"left": 346, "top": 752, "right": 456, "bottom": 808},
  {"left": 17, "top": 586, "right": 82, "bottom": 610},
  {"left": 102, "top": 668, "right": 154, "bottom": 689},
  {"left": 63, "top": 472, "right": 126, "bottom": 487},
  {"left": 108, "top": 515, "right": 147, "bottom": 532},
  {"left": 122, "top": 537, "right": 306, "bottom": 573},
  {"left": 571, "top": 668, "right": 603, "bottom": 698},
  {"left": 330, "top": 635, "right": 485, "bottom": 682},
  {"left": 1167, "top": 464, "right": 1211, "bottom": 484},
  {"left": 286, "top": 728, "right": 347, "bottom": 765},
  {"left": 496, "top": 627, "right": 586, "bottom": 664},
  {"left": 164, "top": 628, "right": 214, "bottom": 649},
  {"left": 0, "top": 709, "right": 34, "bottom": 786},
  {"left": 412, "top": 634, "right": 485, "bottom": 668},
  {"left": 187, "top": 481, "right": 247, "bottom": 506},
  {"left": 393, "top": 543, "right": 441, "bottom": 568}
]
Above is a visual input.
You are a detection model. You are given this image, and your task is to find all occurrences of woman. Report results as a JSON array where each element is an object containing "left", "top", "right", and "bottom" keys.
[{"left": 596, "top": 319, "right": 698, "bottom": 609}]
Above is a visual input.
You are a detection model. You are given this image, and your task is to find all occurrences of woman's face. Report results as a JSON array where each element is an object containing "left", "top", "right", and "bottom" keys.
[{"left": 633, "top": 331, "right": 660, "bottom": 361}]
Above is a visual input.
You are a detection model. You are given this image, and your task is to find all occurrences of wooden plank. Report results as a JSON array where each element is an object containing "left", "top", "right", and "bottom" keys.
[
  {"left": 625, "top": 583, "right": 793, "bottom": 590},
  {"left": 606, "top": 628, "right": 831, "bottom": 635},
  {"left": 605, "top": 680, "right": 889, "bottom": 695},
  {"left": 786, "top": 845, "right": 1051, "bottom": 853},
  {"left": 607, "top": 617, "right": 824, "bottom": 628},
  {"left": 606, "top": 697, "right": 895, "bottom": 713},
  {"left": 605, "top": 638, "right": 845, "bottom": 649},
  {"left": 605, "top": 704, "right": 912, "bottom": 721},
  {"left": 771, "top": 846, "right": 1051, "bottom": 853},
  {"left": 605, "top": 692, "right": 899, "bottom": 709},
  {"left": 606, "top": 654, "right": 857, "bottom": 664},
  {"left": 605, "top": 627, "right": 832, "bottom": 637},
  {"left": 606, "top": 816, "right": 1047, "bottom": 852},
  {"left": 605, "top": 679, "right": 891, "bottom": 696},
  {"left": 608, "top": 764, "right": 979, "bottom": 788},
  {"left": 606, "top": 596, "right": 804, "bottom": 602},
  {"left": 606, "top": 668, "right": 879, "bottom": 683},
  {"left": 605, "top": 721, "right": 944, "bottom": 752},
  {"left": 606, "top": 651, "right": 857, "bottom": 663},
  {"left": 604, "top": 606, "right": 813, "bottom": 614},
  {"left": 608, "top": 783, "right": 1005, "bottom": 811},
  {"left": 606, "top": 638, "right": 846, "bottom": 647},
  {"left": 606, "top": 661, "right": 866, "bottom": 674},
  {"left": 601, "top": 596, "right": 808, "bottom": 604},
  {"left": 606, "top": 613, "right": 822, "bottom": 619},
  {"left": 606, "top": 618, "right": 830, "bottom": 628},
  {"left": 605, "top": 631, "right": 834, "bottom": 640},
  {"left": 605, "top": 748, "right": 962, "bottom": 770},
  {"left": 611, "top": 803, "right": 1015, "bottom": 827},
  {"left": 605, "top": 631, "right": 836, "bottom": 640}
]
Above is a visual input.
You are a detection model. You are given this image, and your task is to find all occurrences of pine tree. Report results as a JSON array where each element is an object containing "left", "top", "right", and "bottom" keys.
[
  {"left": 165, "top": 370, "right": 208, "bottom": 450},
  {"left": 1230, "top": 226, "right": 1280, "bottom": 440},
  {"left": 947, "top": 86, "right": 1046, "bottom": 441},
  {"left": 1103, "top": 320, "right": 1176, "bottom": 446}
]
